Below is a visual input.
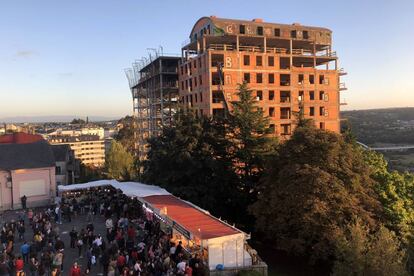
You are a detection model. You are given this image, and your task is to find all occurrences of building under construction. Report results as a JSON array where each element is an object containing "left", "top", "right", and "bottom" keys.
[
  {"left": 127, "top": 17, "right": 346, "bottom": 159},
  {"left": 179, "top": 16, "right": 346, "bottom": 136},
  {"left": 126, "top": 52, "right": 180, "bottom": 160}
]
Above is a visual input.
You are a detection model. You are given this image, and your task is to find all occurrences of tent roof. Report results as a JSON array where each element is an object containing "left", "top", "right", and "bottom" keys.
[
  {"left": 57, "top": 180, "right": 170, "bottom": 198},
  {"left": 58, "top": 180, "right": 243, "bottom": 240},
  {"left": 143, "top": 194, "right": 241, "bottom": 240}
]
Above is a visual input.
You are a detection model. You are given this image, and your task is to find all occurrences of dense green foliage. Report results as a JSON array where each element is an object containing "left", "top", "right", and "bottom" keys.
[
  {"left": 250, "top": 120, "right": 383, "bottom": 262},
  {"left": 115, "top": 115, "right": 136, "bottom": 154},
  {"left": 70, "top": 118, "right": 86, "bottom": 124},
  {"left": 105, "top": 140, "right": 135, "bottom": 180},
  {"left": 143, "top": 83, "right": 277, "bottom": 225},
  {"left": 144, "top": 110, "right": 240, "bottom": 220},
  {"left": 364, "top": 150, "right": 414, "bottom": 241},
  {"left": 229, "top": 83, "right": 277, "bottom": 194},
  {"left": 333, "top": 219, "right": 407, "bottom": 276},
  {"left": 142, "top": 87, "right": 414, "bottom": 274},
  {"left": 78, "top": 163, "right": 103, "bottom": 183}
]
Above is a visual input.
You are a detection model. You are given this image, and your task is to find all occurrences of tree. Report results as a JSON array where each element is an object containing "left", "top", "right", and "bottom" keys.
[
  {"left": 333, "top": 219, "right": 407, "bottom": 276},
  {"left": 363, "top": 149, "right": 414, "bottom": 242},
  {"left": 229, "top": 82, "right": 278, "bottom": 195},
  {"left": 71, "top": 118, "right": 86, "bottom": 124},
  {"left": 143, "top": 109, "right": 241, "bottom": 220},
  {"left": 105, "top": 140, "right": 135, "bottom": 180},
  {"left": 114, "top": 116, "right": 136, "bottom": 154},
  {"left": 78, "top": 163, "right": 103, "bottom": 183},
  {"left": 250, "top": 121, "right": 383, "bottom": 262}
]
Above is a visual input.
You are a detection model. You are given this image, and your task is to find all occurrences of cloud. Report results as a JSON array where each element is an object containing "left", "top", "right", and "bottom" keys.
[{"left": 14, "top": 50, "right": 36, "bottom": 58}]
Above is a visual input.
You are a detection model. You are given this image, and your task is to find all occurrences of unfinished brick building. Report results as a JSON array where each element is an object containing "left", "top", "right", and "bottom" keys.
[{"left": 178, "top": 16, "right": 346, "bottom": 136}]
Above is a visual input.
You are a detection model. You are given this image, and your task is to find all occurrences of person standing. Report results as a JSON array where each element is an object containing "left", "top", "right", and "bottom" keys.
[
  {"left": 15, "top": 256, "right": 24, "bottom": 274},
  {"left": 20, "top": 241, "right": 30, "bottom": 263},
  {"left": 29, "top": 257, "right": 39, "bottom": 276},
  {"left": 70, "top": 227, "right": 78, "bottom": 249},
  {"left": 21, "top": 195, "right": 27, "bottom": 210},
  {"left": 69, "top": 262, "right": 81, "bottom": 276}
]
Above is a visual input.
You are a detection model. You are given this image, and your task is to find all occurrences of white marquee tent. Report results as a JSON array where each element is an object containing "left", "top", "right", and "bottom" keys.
[{"left": 57, "top": 179, "right": 170, "bottom": 198}]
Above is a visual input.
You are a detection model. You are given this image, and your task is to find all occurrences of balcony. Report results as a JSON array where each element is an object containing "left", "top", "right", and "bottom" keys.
[
  {"left": 338, "top": 68, "right": 347, "bottom": 76},
  {"left": 339, "top": 83, "right": 347, "bottom": 91}
]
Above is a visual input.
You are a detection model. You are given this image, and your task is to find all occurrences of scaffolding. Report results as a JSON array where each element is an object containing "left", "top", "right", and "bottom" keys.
[{"left": 125, "top": 48, "right": 180, "bottom": 160}]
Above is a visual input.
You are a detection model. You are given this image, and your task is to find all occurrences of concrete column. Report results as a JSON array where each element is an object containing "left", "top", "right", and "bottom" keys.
[
  {"left": 313, "top": 42, "right": 316, "bottom": 68},
  {"left": 236, "top": 35, "right": 239, "bottom": 51},
  {"left": 264, "top": 36, "right": 267, "bottom": 53},
  {"left": 289, "top": 39, "right": 293, "bottom": 68}
]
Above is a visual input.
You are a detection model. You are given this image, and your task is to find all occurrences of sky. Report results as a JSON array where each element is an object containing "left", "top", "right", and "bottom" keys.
[{"left": 0, "top": 0, "right": 413, "bottom": 118}]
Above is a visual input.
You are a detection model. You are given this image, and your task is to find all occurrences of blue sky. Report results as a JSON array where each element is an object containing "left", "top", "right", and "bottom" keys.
[{"left": 0, "top": 0, "right": 413, "bottom": 118}]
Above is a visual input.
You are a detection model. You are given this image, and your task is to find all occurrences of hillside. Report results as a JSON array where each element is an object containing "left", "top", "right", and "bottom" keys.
[{"left": 341, "top": 107, "right": 414, "bottom": 146}]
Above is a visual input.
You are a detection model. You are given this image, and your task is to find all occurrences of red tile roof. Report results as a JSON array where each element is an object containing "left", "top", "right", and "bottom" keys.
[
  {"left": 0, "top": 132, "right": 44, "bottom": 144},
  {"left": 143, "top": 195, "right": 240, "bottom": 240}
]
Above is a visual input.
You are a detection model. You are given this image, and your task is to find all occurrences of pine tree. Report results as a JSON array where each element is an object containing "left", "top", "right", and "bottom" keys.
[
  {"left": 143, "top": 109, "right": 240, "bottom": 220},
  {"left": 229, "top": 82, "right": 278, "bottom": 194}
]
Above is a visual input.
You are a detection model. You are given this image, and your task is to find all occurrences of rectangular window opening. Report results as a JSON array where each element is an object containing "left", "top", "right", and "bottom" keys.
[
  {"left": 240, "top": 24, "right": 246, "bottom": 34},
  {"left": 310, "top": 107, "right": 315, "bottom": 116},
  {"left": 244, "top": 73, "right": 250, "bottom": 83},
  {"left": 280, "top": 74, "right": 290, "bottom": 86},
  {"left": 274, "top": 28, "right": 280, "bottom": 37},
  {"left": 211, "top": 54, "right": 224, "bottom": 67},
  {"left": 280, "top": 57, "right": 290, "bottom": 69},
  {"left": 243, "top": 55, "right": 250, "bottom": 66},
  {"left": 256, "top": 56, "right": 263, "bottom": 66},
  {"left": 309, "top": 74, "right": 315, "bottom": 84},
  {"left": 268, "top": 56, "right": 274, "bottom": 66},
  {"left": 269, "top": 90, "right": 275, "bottom": 100},
  {"left": 256, "top": 90, "right": 263, "bottom": 101},
  {"left": 256, "top": 73, "right": 263, "bottom": 83},
  {"left": 280, "top": 91, "right": 290, "bottom": 103},
  {"left": 268, "top": 73, "right": 274, "bottom": 84},
  {"left": 309, "top": 91, "right": 315, "bottom": 100}
]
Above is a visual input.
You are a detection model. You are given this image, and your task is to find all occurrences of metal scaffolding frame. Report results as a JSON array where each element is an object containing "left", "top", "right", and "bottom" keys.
[{"left": 125, "top": 48, "right": 180, "bottom": 160}]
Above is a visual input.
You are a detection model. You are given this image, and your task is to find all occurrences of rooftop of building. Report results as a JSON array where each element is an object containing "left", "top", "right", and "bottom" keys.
[
  {"left": 0, "top": 132, "right": 44, "bottom": 144},
  {"left": 190, "top": 16, "right": 332, "bottom": 38},
  {"left": 0, "top": 140, "right": 56, "bottom": 170},
  {"left": 48, "top": 134, "right": 102, "bottom": 143},
  {"left": 51, "top": 144, "right": 72, "bottom": 162}
]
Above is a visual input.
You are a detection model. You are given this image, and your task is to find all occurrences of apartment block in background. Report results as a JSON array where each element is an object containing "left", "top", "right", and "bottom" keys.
[
  {"left": 51, "top": 144, "right": 78, "bottom": 185},
  {"left": 126, "top": 54, "right": 180, "bottom": 160},
  {"left": 179, "top": 16, "right": 346, "bottom": 136},
  {"left": 49, "top": 135, "right": 105, "bottom": 167}
]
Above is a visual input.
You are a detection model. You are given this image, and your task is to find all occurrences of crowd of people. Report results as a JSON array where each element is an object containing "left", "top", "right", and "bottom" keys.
[{"left": 0, "top": 187, "right": 208, "bottom": 276}]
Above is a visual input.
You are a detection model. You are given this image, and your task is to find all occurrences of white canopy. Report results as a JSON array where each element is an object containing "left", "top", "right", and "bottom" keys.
[{"left": 57, "top": 179, "right": 170, "bottom": 198}]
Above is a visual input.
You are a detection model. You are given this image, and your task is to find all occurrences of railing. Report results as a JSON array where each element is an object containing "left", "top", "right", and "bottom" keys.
[
  {"left": 339, "top": 83, "right": 347, "bottom": 90},
  {"left": 207, "top": 44, "right": 337, "bottom": 58},
  {"left": 239, "top": 45, "right": 264, "bottom": 52},
  {"left": 266, "top": 47, "right": 288, "bottom": 54},
  {"left": 338, "top": 68, "right": 347, "bottom": 75},
  {"left": 280, "top": 114, "right": 291, "bottom": 120},
  {"left": 291, "top": 48, "right": 313, "bottom": 56},
  {"left": 209, "top": 44, "right": 235, "bottom": 51},
  {"left": 316, "top": 51, "right": 337, "bottom": 57}
]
